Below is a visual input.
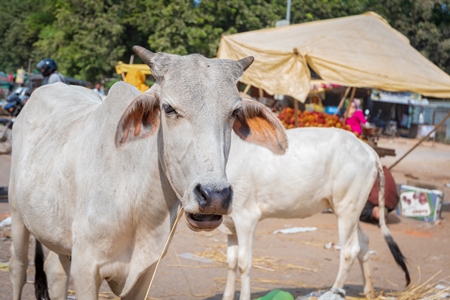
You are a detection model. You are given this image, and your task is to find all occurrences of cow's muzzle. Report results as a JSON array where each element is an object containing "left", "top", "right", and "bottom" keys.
[
  {"left": 185, "top": 183, "right": 232, "bottom": 231},
  {"left": 194, "top": 184, "right": 232, "bottom": 212}
]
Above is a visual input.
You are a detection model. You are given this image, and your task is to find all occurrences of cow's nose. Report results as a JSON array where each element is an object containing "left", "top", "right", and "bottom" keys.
[{"left": 194, "top": 184, "right": 232, "bottom": 211}]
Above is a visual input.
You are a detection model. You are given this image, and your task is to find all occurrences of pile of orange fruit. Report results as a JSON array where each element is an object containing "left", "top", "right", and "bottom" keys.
[{"left": 277, "top": 107, "right": 364, "bottom": 139}]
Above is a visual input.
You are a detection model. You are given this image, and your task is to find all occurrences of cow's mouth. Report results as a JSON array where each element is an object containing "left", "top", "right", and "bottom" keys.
[{"left": 185, "top": 212, "right": 223, "bottom": 231}]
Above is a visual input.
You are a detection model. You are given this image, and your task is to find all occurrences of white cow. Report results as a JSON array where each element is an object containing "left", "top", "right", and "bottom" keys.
[
  {"left": 221, "top": 128, "right": 410, "bottom": 300},
  {"left": 8, "top": 46, "right": 288, "bottom": 300}
]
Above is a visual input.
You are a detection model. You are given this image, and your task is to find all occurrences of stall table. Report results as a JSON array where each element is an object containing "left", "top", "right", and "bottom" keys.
[{"left": 363, "top": 127, "right": 396, "bottom": 158}]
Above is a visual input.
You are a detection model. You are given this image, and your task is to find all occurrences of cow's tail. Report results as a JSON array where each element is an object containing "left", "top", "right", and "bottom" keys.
[
  {"left": 377, "top": 164, "right": 411, "bottom": 286},
  {"left": 35, "top": 239, "right": 51, "bottom": 300}
]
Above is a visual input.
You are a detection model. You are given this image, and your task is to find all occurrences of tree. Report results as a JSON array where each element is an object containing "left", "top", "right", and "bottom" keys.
[
  {"left": 364, "top": 0, "right": 450, "bottom": 75},
  {"left": 290, "top": 0, "right": 370, "bottom": 23},
  {"left": 0, "top": 0, "right": 53, "bottom": 73},
  {"left": 33, "top": 0, "right": 128, "bottom": 82},
  {"left": 136, "top": 0, "right": 286, "bottom": 58},
  {"left": 0, "top": 0, "right": 448, "bottom": 82}
]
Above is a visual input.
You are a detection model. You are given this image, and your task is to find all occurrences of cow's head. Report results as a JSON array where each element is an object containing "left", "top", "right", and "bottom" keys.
[{"left": 116, "top": 46, "right": 287, "bottom": 231}]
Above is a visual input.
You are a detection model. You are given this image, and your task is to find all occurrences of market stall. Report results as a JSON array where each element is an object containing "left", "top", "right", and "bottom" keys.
[
  {"left": 217, "top": 11, "right": 450, "bottom": 103},
  {"left": 217, "top": 11, "right": 450, "bottom": 157}
]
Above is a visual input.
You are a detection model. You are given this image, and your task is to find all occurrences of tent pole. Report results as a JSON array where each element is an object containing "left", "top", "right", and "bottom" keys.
[
  {"left": 294, "top": 99, "right": 299, "bottom": 128},
  {"left": 334, "top": 86, "right": 351, "bottom": 115},
  {"left": 243, "top": 84, "right": 251, "bottom": 94},
  {"left": 389, "top": 111, "right": 450, "bottom": 170},
  {"left": 343, "top": 87, "right": 356, "bottom": 123},
  {"left": 286, "top": 0, "right": 291, "bottom": 23},
  {"left": 432, "top": 110, "right": 436, "bottom": 146}
]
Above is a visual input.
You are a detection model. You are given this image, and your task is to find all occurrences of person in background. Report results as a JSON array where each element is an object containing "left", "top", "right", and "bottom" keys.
[
  {"left": 7, "top": 73, "right": 14, "bottom": 93},
  {"left": 310, "top": 95, "right": 325, "bottom": 112},
  {"left": 344, "top": 98, "right": 367, "bottom": 135},
  {"left": 37, "top": 58, "right": 66, "bottom": 85},
  {"left": 360, "top": 166, "right": 399, "bottom": 224},
  {"left": 92, "top": 82, "right": 105, "bottom": 96}
]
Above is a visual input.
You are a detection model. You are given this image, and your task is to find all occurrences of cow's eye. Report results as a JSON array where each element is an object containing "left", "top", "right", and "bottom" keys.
[
  {"left": 162, "top": 104, "right": 177, "bottom": 115},
  {"left": 231, "top": 108, "right": 242, "bottom": 118}
]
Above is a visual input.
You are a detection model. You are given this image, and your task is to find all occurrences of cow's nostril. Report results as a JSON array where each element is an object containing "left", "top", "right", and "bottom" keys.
[
  {"left": 220, "top": 187, "right": 232, "bottom": 210},
  {"left": 194, "top": 184, "right": 232, "bottom": 210},
  {"left": 195, "top": 184, "right": 209, "bottom": 207}
]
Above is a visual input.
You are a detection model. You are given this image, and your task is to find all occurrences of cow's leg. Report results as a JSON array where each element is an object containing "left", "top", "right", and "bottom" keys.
[
  {"left": 357, "top": 225, "right": 374, "bottom": 297},
  {"left": 70, "top": 250, "right": 102, "bottom": 299},
  {"left": 235, "top": 216, "right": 259, "bottom": 300},
  {"left": 223, "top": 232, "right": 238, "bottom": 300},
  {"left": 9, "top": 212, "right": 30, "bottom": 300},
  {"left": 319, "top": 215, "right": 361, "bottom": 300},
  {"left": 45, "top": 251, "right": 71, "bottom": 299}
]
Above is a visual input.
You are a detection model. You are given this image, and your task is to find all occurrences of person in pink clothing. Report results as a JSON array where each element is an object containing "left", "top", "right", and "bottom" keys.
[{"left": 344, "top": 99, "right": 367, "bottom": 134}]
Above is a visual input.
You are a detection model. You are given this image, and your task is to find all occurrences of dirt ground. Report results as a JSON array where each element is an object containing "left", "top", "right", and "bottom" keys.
[{"left": 0, "top": 136, "right": 449, "bottom": 300}]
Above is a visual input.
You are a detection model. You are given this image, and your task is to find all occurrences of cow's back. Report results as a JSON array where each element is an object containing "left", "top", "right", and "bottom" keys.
[
  {"left": 11, "top": 83, "right": 103, "bottom": 188},
  {"left": 9, "top": 84, "right": 103, "bottom": 252},
  {"left": 227, "top": 127, "right": 378, "bottom": 219},
  {"left": 12, "top": 83, "right": 102, "bottom": 162}
]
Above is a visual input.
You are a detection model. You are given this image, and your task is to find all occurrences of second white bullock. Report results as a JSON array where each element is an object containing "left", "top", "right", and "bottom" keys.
[
  {"left": 8, "top": 46, "right": 288, "bottom": 300},
  {"left": 221, "top": 127, "right": 410, "bottom": 300}
]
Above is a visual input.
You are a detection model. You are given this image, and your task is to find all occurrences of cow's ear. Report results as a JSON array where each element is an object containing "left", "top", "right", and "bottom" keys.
[
  {"left": 115, "top": 93, "right": 160, "bottom": 147},
  {"left": 233, "top": 98, "right": 288, "bottom": 154}
]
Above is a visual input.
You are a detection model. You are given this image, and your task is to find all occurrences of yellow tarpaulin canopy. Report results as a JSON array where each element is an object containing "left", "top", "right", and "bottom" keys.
[{"left": 217, "top": 12, "right": 450, "bottom": 102}]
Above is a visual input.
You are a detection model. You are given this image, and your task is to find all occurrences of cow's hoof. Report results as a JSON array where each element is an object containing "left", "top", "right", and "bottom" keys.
[{"left": 318, "top": 288, "right": 346, "bottom": 300}]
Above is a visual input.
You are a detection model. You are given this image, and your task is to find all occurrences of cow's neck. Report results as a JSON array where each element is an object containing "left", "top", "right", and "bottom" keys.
[{"left": 104, "top": 136, "right": 180, "bottom": 296}]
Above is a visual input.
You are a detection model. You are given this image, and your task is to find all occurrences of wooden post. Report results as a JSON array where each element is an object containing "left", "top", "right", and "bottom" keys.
[
  {"left": 334, "top": 86, "right": 351, "bottom": 115},
  {"left": 343, "top": 87, "right": 356, "bottom": 124},
  {"left": 258, "top": 88, "right": 264, "bottom": 99},
  {"left": 294, "top": 99, "right": 299, "bottom": 128},
  {"left": 389, "top": 111, "right": 450, "bottom": 170},
  {"left": 432, "top": 110, "right": 436, "bottom": 146},
  {"left": 243, "top": 84, "right": 251, "bottom": 94}
]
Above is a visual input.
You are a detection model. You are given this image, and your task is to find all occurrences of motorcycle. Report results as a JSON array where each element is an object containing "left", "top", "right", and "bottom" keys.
[{"left": 0, "top": 86, "right": 30, "bottom": 142}]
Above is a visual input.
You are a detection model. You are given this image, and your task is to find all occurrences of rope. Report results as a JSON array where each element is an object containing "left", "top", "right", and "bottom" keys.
[{"left": 144, "top": 206, "right": 184, "bottom": 300}]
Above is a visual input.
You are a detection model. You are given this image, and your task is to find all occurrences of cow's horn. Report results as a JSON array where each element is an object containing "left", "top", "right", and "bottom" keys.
[
  {"left": 133, "top": 46, "right": 156, "bottom": 66},
  {"left": 237, "top": 56, "right": 254, "bottom": 71}
]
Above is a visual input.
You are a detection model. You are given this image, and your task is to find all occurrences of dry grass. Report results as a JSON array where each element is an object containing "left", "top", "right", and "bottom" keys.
[
  {"left": 65, "top": 270, "right": 448, "bottom": 300},
  {"left": 369, "top": 277, "right": 450, "bottom": 300},
  {"left": 195, "top": 246, "right": 450, "bottom": 300},
  {"left": 297, "top": 272, "right": 450, "bottom": 300},
  {"left": 196, "top": 245, "right": 317, "bottom": 273}
]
